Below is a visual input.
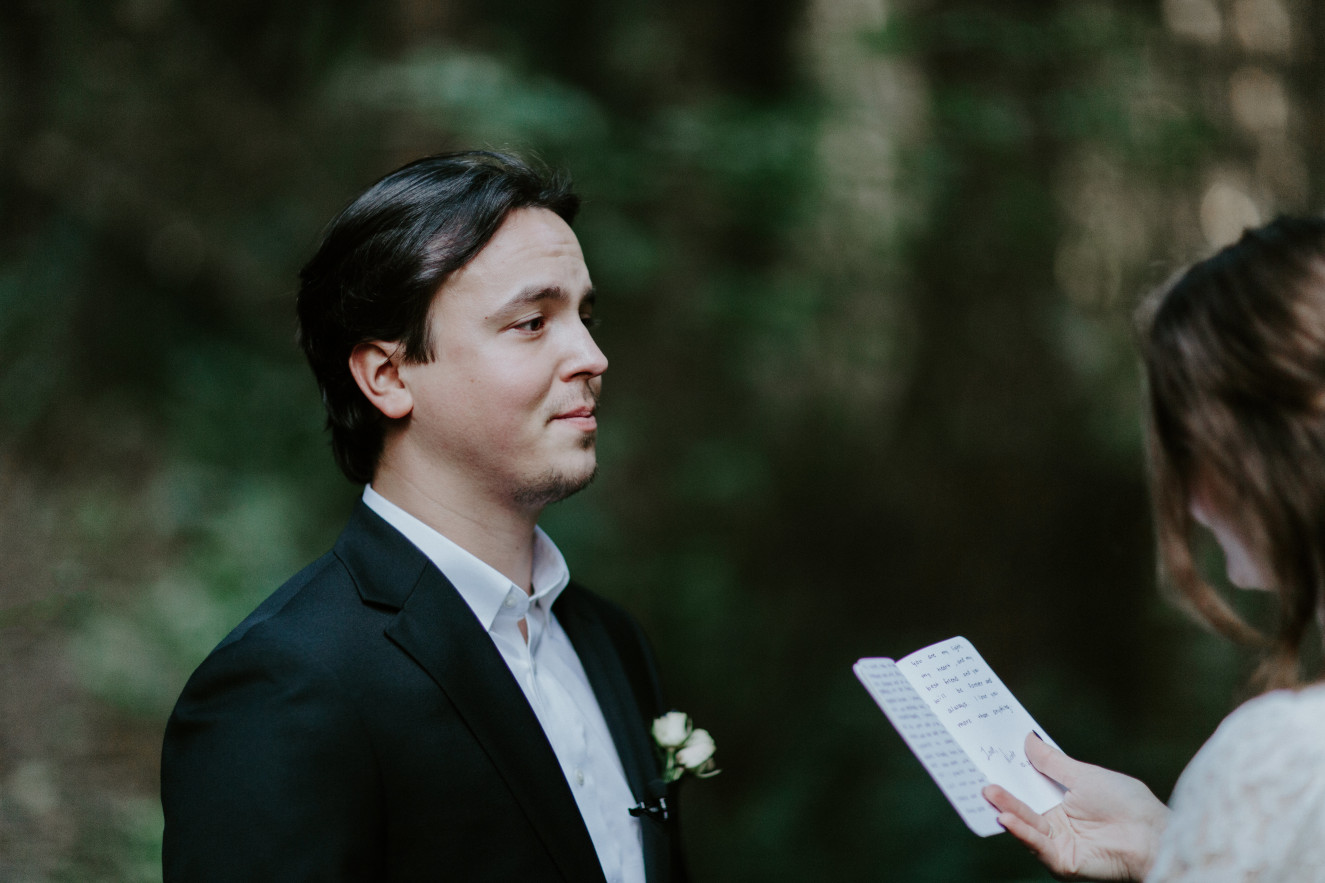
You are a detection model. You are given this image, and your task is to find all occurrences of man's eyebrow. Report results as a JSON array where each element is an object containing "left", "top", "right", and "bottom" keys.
[{"left": 502, "top": 285, "right": 596, "bottom": 310}]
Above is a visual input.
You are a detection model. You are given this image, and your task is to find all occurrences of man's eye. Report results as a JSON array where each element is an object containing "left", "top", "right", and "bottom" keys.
[
  {"left": 516, "top": 316, "right": 545, "bottom": 332},
  {"left": 581, "top": 315, "right": 599, "bottom": 330}
]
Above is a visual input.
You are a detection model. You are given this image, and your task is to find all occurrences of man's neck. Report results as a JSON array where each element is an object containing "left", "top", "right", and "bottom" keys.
[{"left": 369, "top": 463, "right": 541, "bottom": 594}]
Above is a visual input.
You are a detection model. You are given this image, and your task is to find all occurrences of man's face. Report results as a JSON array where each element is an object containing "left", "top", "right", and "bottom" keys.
[{"left": 395, "top": 207, "right": 606, "bottom": 509}]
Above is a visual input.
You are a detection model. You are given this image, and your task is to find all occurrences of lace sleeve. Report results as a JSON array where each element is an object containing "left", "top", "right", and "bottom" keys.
[{"left": 1146, "top": 685, "right": 1325, "bottom": 883}]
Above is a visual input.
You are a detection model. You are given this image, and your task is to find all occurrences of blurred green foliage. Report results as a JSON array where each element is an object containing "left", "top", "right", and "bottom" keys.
[{"left": 2, "top": 0, "right": 1319, "bottom": 879}]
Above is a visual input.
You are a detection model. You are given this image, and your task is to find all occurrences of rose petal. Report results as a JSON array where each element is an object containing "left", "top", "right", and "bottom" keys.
[
  {"left": 652, "top": 711, "right": 691, "bottom": 748},
  {"left": 676, "top": 729, "right": 715, "bottom": 769}
]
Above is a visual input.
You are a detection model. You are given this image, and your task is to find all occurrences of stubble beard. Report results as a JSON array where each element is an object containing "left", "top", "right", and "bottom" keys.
[{"left": 511, "top": 432, "right": 598, "bottom": 508}]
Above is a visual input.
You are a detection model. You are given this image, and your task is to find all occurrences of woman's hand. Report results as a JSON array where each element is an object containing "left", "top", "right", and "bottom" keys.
[{"left": 983, "top": 733, "right": 1170, "bottom": 882}]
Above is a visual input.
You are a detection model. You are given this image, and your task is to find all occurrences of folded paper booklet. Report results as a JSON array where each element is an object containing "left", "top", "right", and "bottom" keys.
[{"left": 854, "top": 636, "right": 1065, "bottom": 836}]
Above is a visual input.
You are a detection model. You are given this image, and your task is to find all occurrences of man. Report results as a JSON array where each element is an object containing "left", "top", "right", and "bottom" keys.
[{"left": 161, "top": 151, "right": 688, "bottom": 882}]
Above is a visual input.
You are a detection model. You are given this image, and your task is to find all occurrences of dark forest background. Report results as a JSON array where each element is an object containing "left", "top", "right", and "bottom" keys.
[{"left": 1, "top": 0, "right": 1321, "bottom": 879}]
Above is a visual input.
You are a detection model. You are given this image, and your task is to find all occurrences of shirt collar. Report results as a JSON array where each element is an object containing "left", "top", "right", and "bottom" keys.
[{"left": 361, "top": 485, "right": 571, "bottom": 631}]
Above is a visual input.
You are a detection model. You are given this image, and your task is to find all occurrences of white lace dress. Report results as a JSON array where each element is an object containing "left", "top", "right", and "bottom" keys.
[{"left": 1147, "top": 682, "right": 1325, "bottom": 882}]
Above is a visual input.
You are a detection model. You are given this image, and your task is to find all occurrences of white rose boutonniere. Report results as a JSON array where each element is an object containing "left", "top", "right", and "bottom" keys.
[
  {"left": 651, "top": 711, "right": 720, "bottom": 783},
  {"left": 652, "top": 711, "right": 691, "bottom": 748}
]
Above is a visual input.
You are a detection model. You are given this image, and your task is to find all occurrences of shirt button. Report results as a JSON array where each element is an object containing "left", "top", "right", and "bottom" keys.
[
  {"left": 574, "top": 768, "right": 585, "bottom": 786},
  {"left": 503, "top": 597, "right": 516, "bottom": 608}
]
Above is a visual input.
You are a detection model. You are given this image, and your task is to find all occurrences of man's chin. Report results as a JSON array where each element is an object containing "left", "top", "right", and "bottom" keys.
[{"left": 512, "top": 465, "right": 598, "bottom": 508}]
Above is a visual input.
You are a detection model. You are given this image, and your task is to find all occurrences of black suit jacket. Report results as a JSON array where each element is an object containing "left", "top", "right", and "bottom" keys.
[{"left": 161, "top": 503, "right": 686, "bottom": 882}]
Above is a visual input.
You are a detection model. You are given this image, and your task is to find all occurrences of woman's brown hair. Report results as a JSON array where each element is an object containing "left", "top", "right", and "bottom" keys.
[{"left": 1139, "top": 215, "right": 1325, "bottom": 690}]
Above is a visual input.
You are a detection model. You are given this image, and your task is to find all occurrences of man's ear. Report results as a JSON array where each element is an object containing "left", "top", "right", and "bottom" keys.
[{"left": 348, "top": 342, "right": 413, "bottom": 420}]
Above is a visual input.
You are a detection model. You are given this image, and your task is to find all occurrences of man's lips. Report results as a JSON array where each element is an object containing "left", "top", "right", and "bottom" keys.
[{"left": 551, "top": 405, "right": 597, "bottom": 429}]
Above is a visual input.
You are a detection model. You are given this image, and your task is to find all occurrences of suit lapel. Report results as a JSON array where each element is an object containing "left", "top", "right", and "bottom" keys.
[
  {"left": 556, "top": 589, "right": 672, "bottom": 883},
  {"left": 337, "top": 504, "right": 607, "bottom": 883},
  {"left": 555, "top": 589, "right": 656, "bottom": 801}
]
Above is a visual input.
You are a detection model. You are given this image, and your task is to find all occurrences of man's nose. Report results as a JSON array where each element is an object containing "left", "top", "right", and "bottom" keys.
[{"left": 564, "top": 323, "right": 608, "bottom": 379}]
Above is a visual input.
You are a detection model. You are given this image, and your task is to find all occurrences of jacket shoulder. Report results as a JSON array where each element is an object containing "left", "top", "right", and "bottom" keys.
[{"left": 218, "top": 551, "right": 347, "bottom": 648}]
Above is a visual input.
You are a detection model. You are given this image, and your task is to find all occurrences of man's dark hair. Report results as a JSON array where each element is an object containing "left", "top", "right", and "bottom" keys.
[{"left": 296, "top": 150, "right": 580, "bottom": 484}]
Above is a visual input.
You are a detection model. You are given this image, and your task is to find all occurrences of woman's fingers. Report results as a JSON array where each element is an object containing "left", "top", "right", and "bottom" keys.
[
  {"left": 998, "top": 807, "right": 1056, "bottom": 858},
  {"left": 983, "top": 784, "right": 1048, "bottom": 834},
  {"left": 1024, "top": 732, "right": 1082, "bottom": 790},
  {"left": 984, "top": 784, "right": 1059, "bottom": 858}
]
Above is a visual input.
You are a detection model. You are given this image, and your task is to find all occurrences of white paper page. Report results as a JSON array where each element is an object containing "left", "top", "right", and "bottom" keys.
[
  {"left": 894, "top": 636, "right": 1064, "bottom": 813},
  {"left": 854, "top": 658, "right": 1004, "bottom": 836}
]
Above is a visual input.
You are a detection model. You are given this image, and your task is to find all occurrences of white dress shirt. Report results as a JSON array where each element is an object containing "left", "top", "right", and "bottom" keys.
[{"left": 363, "top": 486, "right": 646, "bottom": 883}]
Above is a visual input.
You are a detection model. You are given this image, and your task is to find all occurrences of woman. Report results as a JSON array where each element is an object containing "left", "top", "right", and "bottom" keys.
[{"left": 984, "top": 215, "right": 1325, "bottom": 881}]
